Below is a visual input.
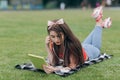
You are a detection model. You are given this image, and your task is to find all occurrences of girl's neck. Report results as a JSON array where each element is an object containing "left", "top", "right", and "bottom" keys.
[
  {"left": 58, "top": 42, "right": 65, "bottom": 58},
  {"left": 59, "top": 43, "right": 64, "bottom": 51}
]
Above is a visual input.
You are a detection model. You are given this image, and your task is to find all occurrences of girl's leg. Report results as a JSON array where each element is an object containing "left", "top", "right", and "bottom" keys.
[
  {"left": 82, "top": 6, "right": 112, "bottom": 60},
  {"left": 82, "top": 26, "right": 103, "bottom": 50},
  {"left": 82, "top": 25, "right": 102, "bottom": 60}
]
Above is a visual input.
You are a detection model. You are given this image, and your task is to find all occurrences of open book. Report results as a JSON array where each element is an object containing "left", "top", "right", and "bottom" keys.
[{"left": 28, "top": 54, "right": 47, "bottom": 70}]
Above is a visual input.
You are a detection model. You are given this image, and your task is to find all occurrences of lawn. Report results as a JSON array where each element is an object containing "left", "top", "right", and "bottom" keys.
[{"left": 0, "top": 8, "right": 120, "bottom": 80}]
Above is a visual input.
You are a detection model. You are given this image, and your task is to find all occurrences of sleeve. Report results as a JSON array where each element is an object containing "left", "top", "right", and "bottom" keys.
[{"left": 82, "top": 48, "right": 88, "bottom": 61}]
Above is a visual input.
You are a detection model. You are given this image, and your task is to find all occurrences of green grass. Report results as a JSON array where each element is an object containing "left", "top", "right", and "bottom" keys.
[{"left": 0, "top": 9, "right": 120, "bottom": 80}]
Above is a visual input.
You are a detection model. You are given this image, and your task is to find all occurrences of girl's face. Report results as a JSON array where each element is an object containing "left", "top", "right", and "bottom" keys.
[{"left": 49, "top": 31, "right": 64, "bottom": 45}]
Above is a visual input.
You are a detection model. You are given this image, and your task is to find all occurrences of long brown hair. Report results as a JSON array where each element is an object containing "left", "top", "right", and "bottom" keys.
[{"left": 47, "top": 19, "right": 84, "bottom": 66}]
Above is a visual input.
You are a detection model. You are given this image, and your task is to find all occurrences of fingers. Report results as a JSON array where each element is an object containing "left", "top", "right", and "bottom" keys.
[
  {"left": 43, "top": 65, "right": 54, "bottom": 74},
  {"left": 45, "top": 36, "right": 51, "bottom": 44}
]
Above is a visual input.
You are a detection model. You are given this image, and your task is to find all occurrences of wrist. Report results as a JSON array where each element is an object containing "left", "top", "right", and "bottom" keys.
[{"left": 45, "top": 43, "right": 49, "bottom": 48}]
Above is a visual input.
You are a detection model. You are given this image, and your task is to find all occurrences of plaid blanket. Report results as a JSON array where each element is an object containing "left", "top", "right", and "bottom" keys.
[{"left": 15, "top": 53, "right": 113, "bottom": 77}]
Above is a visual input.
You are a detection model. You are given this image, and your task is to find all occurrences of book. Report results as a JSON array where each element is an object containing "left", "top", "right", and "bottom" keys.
[{"left": 28, "top": 54, "right": 47, "bottom": 70}]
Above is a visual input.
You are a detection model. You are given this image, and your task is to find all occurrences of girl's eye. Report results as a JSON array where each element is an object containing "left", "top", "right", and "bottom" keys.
[{"left": 50, "top": 35, "right": 55, "bottom": 38}]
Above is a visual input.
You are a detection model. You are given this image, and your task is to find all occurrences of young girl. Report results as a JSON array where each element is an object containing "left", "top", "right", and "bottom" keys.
[{"left": 43, "top": 6, "right": 112, "bottom": 74}]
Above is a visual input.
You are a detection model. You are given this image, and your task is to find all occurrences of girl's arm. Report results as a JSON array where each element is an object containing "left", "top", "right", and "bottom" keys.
[
  {"left": 69, "top": 53, "right": 77, "bottom": 69},
  {"left": 45, "top": 36, "right": 53, "bottom": 65},
  {"left": 43, "top": 53, "right": 76, "bottom": 74}
]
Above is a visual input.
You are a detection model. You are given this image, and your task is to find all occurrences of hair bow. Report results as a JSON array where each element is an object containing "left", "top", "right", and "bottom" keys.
[{"left": 48, "top": 18, "right": 64, "bottom": 27}]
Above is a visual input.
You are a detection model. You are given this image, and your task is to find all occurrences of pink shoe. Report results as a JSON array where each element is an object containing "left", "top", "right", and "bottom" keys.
[
  {"left": 92, "top": 6, "right": 103, "bottom": 22},
  {"left": 102, "top": 17, "right": 112, "bottom": 28}
]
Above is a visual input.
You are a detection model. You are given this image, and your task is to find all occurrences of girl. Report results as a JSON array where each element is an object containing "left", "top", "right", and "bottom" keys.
[{"left": 43, "top": 6, "right": 112, "bottom": 74}]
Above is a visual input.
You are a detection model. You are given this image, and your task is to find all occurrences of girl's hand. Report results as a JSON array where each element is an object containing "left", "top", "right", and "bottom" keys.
[
  {"left": 45, "top": 36, "right": 51, "bottom": 45},
  {"left": 43, "top": 65, "right": 55, "bottom": 74},
  {"left": 43, "top": 65, "right": 72, "bottom": 74}
]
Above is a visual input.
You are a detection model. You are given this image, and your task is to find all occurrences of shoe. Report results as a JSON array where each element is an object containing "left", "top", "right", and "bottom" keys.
[
  {"left": 102, "top": 17, "right": 112, "bottom": 28},
  {"left": 92, "top": 6, "right": 103, "bottom": 22}
]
